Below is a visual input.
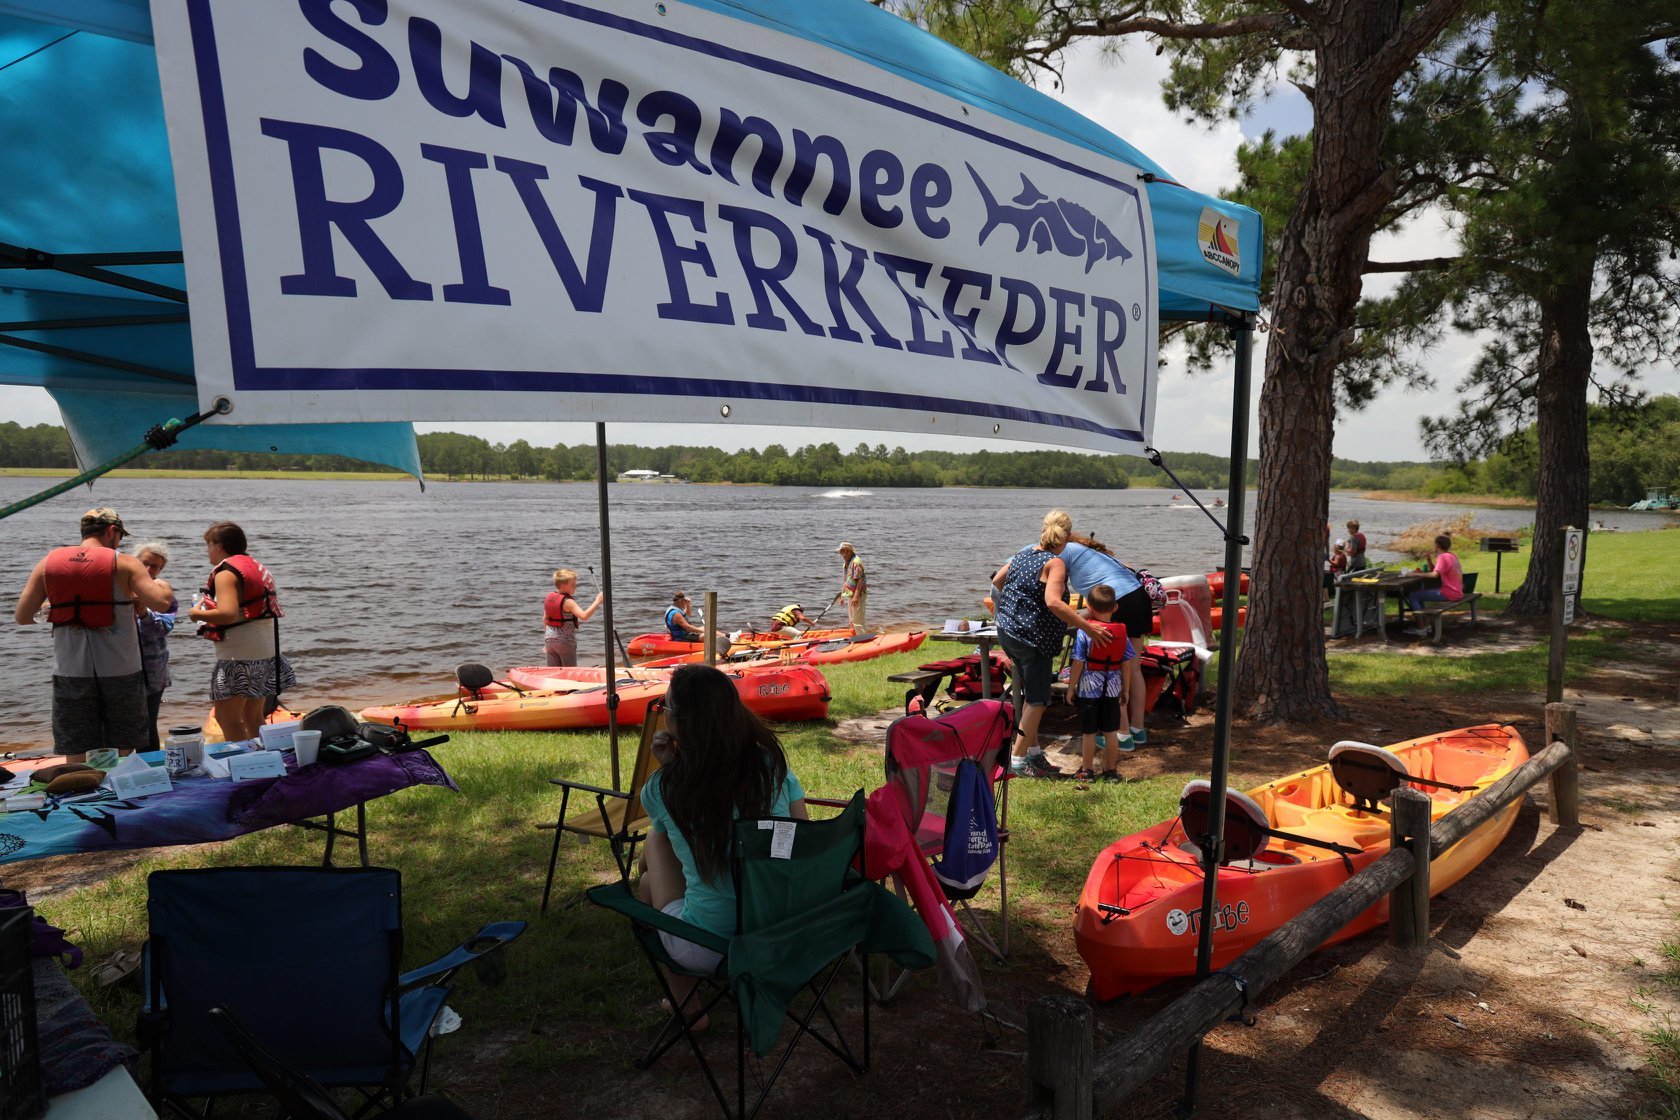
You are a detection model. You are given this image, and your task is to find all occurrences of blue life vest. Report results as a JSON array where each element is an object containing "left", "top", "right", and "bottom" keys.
[{"left": 665, "top": 606, "right": 690, "bottom": 641}]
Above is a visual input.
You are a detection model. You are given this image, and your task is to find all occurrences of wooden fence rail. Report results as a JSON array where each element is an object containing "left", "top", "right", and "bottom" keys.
[{"left": 1023, "top": 709, "right": 1580, "bottom": 1120}]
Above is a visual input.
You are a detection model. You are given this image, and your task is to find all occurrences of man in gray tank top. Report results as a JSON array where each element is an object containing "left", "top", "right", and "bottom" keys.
[{"left": 14, "top": 508, "right": 174, "bottom": 759}]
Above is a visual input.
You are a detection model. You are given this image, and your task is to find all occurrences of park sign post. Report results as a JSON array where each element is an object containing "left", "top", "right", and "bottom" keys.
[
  {"left": 150, "top": 0, "right": 1159, "bottom": 453},
  {"left": 1547, "top": 526, "right": 1585, "bottom": 703}
]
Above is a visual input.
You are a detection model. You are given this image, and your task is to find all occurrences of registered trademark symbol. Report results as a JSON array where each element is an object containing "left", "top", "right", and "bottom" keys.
[{"left": 1131, "top": 303, "right": 1142, "bottom": 320}]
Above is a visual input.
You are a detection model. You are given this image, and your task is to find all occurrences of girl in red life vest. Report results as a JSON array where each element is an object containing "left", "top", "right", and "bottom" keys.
[
  {"left": 186, "top": 521, "right": 295, "bottom": 743},
  {"left": 543, "top": 568, "right": 604, "bottom": 667},
  {"left": 1065, "top": 584, "right": 1136, "bottom": 783}
]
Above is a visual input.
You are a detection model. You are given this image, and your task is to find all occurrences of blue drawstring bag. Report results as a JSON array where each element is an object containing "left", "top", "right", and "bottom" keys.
[{"left": 931, "top": 758, "right": 999, "bottom": 901}]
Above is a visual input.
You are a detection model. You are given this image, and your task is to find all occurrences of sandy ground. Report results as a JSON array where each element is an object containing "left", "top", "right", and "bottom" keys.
[{"left": 7, "top": 620, "right": 1678, "bottom": 1119}]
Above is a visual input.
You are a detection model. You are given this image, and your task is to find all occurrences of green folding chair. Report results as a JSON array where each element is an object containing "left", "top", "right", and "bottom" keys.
[{"left": 587, "top": 791, "right": 933, "bottom": 1120}]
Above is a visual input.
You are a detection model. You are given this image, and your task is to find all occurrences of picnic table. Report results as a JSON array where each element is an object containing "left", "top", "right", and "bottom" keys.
[
  {"left": 923, "top": 627, "right": 1002, "bottom": 699},
  {"left": 0, "top": 749, "right": 454, "bottom": 867},
  {"left": 1330, "top": 571, "right": 1440, "bottom": 640}
]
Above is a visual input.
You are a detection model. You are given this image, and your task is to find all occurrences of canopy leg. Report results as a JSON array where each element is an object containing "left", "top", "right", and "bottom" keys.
[{"left": 596, "top": 422, "right": 620, "bottom": 791}]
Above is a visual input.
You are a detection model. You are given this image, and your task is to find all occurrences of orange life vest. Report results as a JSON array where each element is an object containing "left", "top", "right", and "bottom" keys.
[
  {"left": 199, "top": 553, "right": 282, "bottom": 642},
  {"left": 544, "top": 591, "right": 576, "bottom": 629},
  {"left": 1083, "top": 621, "right": 1130, "bottom": 672},
  {"left": 43, "top": 546, "right": 130, "bottom": 628}
]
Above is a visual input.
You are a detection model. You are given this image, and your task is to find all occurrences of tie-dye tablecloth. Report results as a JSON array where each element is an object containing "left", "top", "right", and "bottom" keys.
[{"left": 0, "top": 751, "right": 454, "bottom": 864}]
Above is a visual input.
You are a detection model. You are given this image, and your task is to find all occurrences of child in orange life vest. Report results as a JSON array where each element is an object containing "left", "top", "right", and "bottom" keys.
[
  {"left": 1065, "top": 583, "right": 1136, "bottom": 783},
  {"left": 543, "top": 569, "right": 604, "bottom": 667}
]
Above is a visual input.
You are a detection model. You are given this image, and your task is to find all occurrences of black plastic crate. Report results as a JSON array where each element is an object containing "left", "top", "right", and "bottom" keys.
[{"left": 0, "top": 907, "right": 45, "bottom": 1120}]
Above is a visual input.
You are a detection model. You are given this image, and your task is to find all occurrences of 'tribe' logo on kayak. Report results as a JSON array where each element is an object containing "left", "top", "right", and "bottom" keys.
[
  {"left": 1198, "top": 207, "right": 1241, "bottom": 276},
  {"left": 1165, "top": 909, "right": 1190, "bottom": 936}
]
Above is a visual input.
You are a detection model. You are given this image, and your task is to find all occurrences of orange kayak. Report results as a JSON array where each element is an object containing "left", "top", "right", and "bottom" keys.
[
  {"left": 643, "top": 630, "right": 927, "bottom": 669},
  {"left": 1207, "top": 569, "right": 1249, "bottom": 603},
  {"left": 359, "top": 666, "right": 830, "bottom": 731},
  {"left": 1075, "top": 724, "right": 1527, "bottom": 1000},
  {"left": 625, "top": 627, "right": 855, "bottom": 660}
]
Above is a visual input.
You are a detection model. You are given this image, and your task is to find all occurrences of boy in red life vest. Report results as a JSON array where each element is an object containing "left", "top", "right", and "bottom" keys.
[
  {"left": 543, "top": 568, "right": 603, "bottom": 667},
  {"left": 13, "top": 507, "right": 174, "bottom": 758},
  {"left": 1065, "top": 583, "right": 1136, "bottom": 783}
]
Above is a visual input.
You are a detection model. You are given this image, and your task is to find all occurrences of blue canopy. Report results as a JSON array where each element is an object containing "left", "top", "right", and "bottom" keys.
[
  {"left": 1, "top": 0, "right": 1259, "bottom": 468},
  {"left": 0, "top": 3, "right": 422, "bottom": 477}
]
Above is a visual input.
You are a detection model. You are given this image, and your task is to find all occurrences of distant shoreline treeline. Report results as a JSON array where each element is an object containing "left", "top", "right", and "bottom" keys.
[{"left": 2, "top": 393, "right": 1674, "bottom": 499}]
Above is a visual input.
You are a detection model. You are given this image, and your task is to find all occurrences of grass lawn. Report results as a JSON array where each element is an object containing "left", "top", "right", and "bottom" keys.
[
  {"left": 28, "top": 530, "right": 1672, "bottom": 1104},
  {"left": 39, "top": 647, "right": 1192, "bottom": 1086}
]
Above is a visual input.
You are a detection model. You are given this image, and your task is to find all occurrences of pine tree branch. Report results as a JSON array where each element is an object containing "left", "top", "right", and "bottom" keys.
[
  {"left": 1034, "top": 10, "right": 1308, "bottom": 60},
  {"left": 1363, "top": 256, "right": 1459, "bottom": 274},
  {"left": 1370, "top": 0, "right": 1470, "bottom": 88}
]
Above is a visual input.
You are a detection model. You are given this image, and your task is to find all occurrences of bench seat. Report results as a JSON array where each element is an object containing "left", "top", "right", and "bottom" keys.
[{"left": 1412, "top": 593, "right": 1483, "bottom": 643}]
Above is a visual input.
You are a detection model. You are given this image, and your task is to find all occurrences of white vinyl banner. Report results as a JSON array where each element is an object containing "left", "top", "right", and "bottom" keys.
[{"left": 152, "top": 0, "right": 1158, "bottom": 452}]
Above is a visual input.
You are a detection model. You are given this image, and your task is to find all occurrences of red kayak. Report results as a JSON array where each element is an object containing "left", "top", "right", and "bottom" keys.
[
  {"left": 643, "top": 630, "right": 928, "bottom": 669},
  {"left": 625, "top": 627, "right": 856, "bottom": 660}
]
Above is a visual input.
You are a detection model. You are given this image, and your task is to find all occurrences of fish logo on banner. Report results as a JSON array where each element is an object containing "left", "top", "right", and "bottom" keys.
[
  {"left": 967, "top": 165, "right": 1133, "bottom": 274},
  {"left": 1197, "top": 207, "right": 1241, "bottom": 276}
]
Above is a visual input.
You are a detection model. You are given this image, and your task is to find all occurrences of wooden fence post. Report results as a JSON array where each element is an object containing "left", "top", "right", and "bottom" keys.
[
  {"left": 1027, "top": 995, "right": 1093, "bottom": 1120},
  {"left": 703, "top": 590, "right": 718, "bottom": 668},
  {"left": 1388, "top": 787, "right": 1433, "bottom": 949},
  {"left": 1544, "top": 702, "right": 1580, "bottom": 827}
]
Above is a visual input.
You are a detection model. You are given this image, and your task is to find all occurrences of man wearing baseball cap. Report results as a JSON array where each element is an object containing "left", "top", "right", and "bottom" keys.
[
  {"left": 14, "top": 507, "right": 174, "bottom": 758},
  {"left": 835, "top": 542, "right": 868, "bottom": 630}
]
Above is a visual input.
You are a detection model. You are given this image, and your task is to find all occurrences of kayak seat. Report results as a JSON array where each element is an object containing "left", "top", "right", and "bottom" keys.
[
  {"left": 454, "top": 663, "right": 525, "bottom": 716},
  {"left": 1328, "top": 741, "right": 1410, "bottom": 813},
  {"left": 1329, "top": 741, "right": 1475, "bottom": 812},
  {"left": 1180, "top": 780, "right": 1360, "bottom": 873}
]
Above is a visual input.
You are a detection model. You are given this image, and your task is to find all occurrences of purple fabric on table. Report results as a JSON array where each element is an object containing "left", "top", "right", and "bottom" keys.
[
  {"left": 0, "top": 751, "right": 455, "bottom": 864},
  {"left": 33, "top": 958, "right": 139, "bottom": 1096}
]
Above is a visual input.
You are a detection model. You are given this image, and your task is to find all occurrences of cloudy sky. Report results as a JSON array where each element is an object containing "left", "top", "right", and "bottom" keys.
[{"left": 4, "top": 31, "right": 1673, "bottom": 463}]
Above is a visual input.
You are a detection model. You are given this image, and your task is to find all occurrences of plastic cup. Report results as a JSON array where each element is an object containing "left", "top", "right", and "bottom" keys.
[{"left": 292, "top": 730, "right": 322, "bottom": 767}]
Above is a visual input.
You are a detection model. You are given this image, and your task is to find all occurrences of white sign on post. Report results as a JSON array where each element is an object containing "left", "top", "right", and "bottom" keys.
[
  {"left": 1561, "top": 527, "right": 1583, "bottom": 625},
  {"left": 151, "top": 0, "right": 1159, "bottom": 453}
]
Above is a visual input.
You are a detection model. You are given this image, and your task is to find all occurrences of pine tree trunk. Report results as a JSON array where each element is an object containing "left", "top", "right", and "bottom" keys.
[
  {"left": 1505, "top": 262, "right": 1594, "bottom": 616},
  {"left": 1233, "top": 0, "right": 1409, "bottom": 721}
]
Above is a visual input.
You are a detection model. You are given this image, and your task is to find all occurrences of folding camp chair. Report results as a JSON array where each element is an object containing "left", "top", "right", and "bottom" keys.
[
  {"left": 141, "top": 866, "right": 524, "bottom": 1119},
  {"left": 884, "top": 700, "right": 1015, "bottom": 964},
  {"left": 539, "top": 700, "right": 665, "bottom": 913},
  {"left": 208, "top": 1007, "right": 477, "bottom": 1120},
  {"left": 587, "top": 792, "right": 933, "bottom": 1120}
]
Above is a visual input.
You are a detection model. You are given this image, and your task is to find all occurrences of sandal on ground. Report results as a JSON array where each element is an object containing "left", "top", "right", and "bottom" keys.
[
  {"left": 93, "top": 949, "right": 141, "bottom": 988},
  {"left": 1071, "top": 768, "right": 1096, "bottom": 783}
]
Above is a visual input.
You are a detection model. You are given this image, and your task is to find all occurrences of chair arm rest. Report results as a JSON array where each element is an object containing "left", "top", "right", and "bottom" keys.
[
  {"left": 398, "top": 920, "right": 527, "bottom": 990},
  {"left": 548, "top": 778, "right": 629, "bottom": 800},
  {"left": 585, "top": 882, "right": 729, "bottom": 955},
  {"left": 803, "top": 797, "right": 853, "bottom": 809}
]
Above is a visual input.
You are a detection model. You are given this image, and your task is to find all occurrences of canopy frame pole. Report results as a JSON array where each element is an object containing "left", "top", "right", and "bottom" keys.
[
  {"left": 0, "top": 332, "right": 194, "bottom": 382},
  {"left": 0, "top": 399, "right": 230, "bottom": 522},
  {"left": 595, "top": 422, "right": 621, "bottom": 791},
  {"left": 1182, "top": 313, "right": 1255, "bottom": 1114}
]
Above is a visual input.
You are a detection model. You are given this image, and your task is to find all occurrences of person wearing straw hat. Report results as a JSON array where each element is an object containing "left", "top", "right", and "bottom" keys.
[
  {"left": 835, "top": 542, "right": 867, "bottom": 630},
  {"left": 13, "top": 507, "right": 174, "bottom": 758}
]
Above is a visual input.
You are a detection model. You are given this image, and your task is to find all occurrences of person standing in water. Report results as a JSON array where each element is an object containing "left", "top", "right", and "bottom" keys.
[
  {"left": 836, "top": 542, "right": 868, "bottom": 630},
  {"left": 542, "top": 568, "right": 603, "bottom": 667}
]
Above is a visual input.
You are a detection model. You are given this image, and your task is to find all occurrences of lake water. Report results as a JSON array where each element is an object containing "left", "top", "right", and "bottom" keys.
[{"left": 0, "top": 477, "right": 1665, "bottom": 749}]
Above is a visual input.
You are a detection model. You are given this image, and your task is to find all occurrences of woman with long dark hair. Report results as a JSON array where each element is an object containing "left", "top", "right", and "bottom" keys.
[{"left": 639, "top": 664, "right": 808, "bottom": 1020}]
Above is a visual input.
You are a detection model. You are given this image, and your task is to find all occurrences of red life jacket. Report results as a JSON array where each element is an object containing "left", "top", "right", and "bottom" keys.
[
  {"left": 43, "top": 546, "right": 129, "bottom": 628},
  {"left": 199, "top": 554, "right": 282, "bottom": 642},
  {"left": 544, "top": 591, "right": 576, "bottom": 629},
  {"left": 1082, "top": 621, "right": 1130, "bottom": 671}
]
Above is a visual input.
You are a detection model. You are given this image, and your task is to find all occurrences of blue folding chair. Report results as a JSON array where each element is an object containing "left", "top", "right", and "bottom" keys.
[{"left": 141, "top": 866, "right": 523, "bottom": 1119}]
